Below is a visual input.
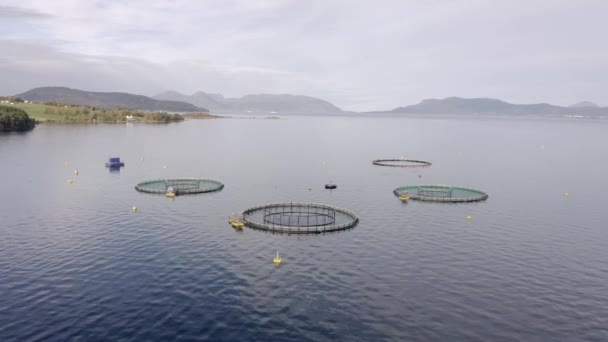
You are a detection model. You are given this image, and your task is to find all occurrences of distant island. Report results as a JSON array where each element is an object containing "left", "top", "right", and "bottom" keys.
[
  {"left": 569, "top": 101, "right": 599, "bottom": 108},
  {"left": 181, "top": 112, "right": 224, "bottom": 119},
  {"left": 153, "top": 90, "right": 342, "bottom": 114},
  {"left": 18, "top": 87, "right": 207, "bottom": 112},
  {"left": 385, "top": 97, "right": 608, "bottom": 117}
]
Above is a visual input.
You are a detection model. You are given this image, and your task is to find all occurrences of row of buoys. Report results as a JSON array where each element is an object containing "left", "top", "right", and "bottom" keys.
[{"left": 65, "top": 160, "right": 79, "bottom": 183}]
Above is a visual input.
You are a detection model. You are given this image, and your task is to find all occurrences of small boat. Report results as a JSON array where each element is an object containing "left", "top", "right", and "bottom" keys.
[
  {"left": 126, "top": 115, "right": 134, "bottom": 121},
  {"left": 325, "top": 183, "right": 337, "bottom": 189},
  {"left": 105, "top": 157, "right": 125, "bottom": 167}
]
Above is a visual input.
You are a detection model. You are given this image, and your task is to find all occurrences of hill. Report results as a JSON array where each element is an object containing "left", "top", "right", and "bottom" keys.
[
  {"left": 390, "top": 97, "right": 608, "bottom": 116},
  {"left": 154, "top": 91, "right": 342, "bottom": 114},
  {"left": 569, "top": 101, "right": 599, "bottom": 108},
  {"left": 17, "top": 87, "right": 206, "bottom": 112},
  {"left": 154, "top": 91, "right": 227, "bottom": 112}
]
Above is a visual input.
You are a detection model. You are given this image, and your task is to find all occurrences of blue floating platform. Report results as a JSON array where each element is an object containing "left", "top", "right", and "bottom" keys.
[{"left": 105, "top": 157, "right": 124, "bottom": 167}]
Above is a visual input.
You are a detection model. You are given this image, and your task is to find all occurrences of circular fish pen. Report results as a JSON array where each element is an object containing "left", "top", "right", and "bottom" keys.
[
  {"left": 135, "top": 178, "right": 224, "bottom": 195},
  {"left": 373, "top": 159, "right": 432, "bottom": 167},
  {"left": 242, "top": 202, "right": 359, "bottom": 234},
  {"left": 393, "top": 184, "right": 488, "bottom": 203}
]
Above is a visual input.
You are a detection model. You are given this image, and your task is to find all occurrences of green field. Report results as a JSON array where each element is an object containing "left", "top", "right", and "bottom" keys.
[
  {"left": 7, "top": 103, "right": 53, "bottom": 121},
  {"left": 5, "top": 103, "right": 184, "bottom": 123}
]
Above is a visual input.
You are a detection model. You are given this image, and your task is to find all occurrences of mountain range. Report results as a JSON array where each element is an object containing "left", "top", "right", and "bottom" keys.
[
  {"left": 18, "top": 87, "right": 205, "bottom": 112},
  {"left": 11, "top": 87, "right": 608, "bottom": 117},
  {"left": 153, "top": 91, "right": 342, "bottom": 114},
  {"left": 389, "top": 97, "right": 607, "bottom": 116}
]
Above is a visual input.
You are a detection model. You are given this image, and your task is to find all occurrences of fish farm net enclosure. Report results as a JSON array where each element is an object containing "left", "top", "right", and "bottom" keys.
[
  {"left": 135, "top": 178, "right": 224, "bottom": 195},
  {"left": 242, "top": 203, "right": 359, "bottom": 234},
  {"left": 372, "top": 159, "right": 432, "bottom": 167},
  {"left": 393, "top": 184, "right": 488, "bottom": 203}
]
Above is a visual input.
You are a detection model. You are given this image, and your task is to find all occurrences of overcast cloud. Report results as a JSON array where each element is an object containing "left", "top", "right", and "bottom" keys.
[{"left": 1, "top": 0, "right": 607, "bottom": 110}]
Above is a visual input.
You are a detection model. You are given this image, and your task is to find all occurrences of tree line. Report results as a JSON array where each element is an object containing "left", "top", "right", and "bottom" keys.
[{"left": 0, "top": 105, "right": 35, "bottom": 131}]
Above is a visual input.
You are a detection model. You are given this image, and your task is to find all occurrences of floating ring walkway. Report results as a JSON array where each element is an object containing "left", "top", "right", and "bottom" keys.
[
  {"left": 373, "top": 159, "right": 432, "bottom": 167},
  {"left": 393, "top": 184, "right": 488, "bottom": 203},
  {"left": 241, "top": 202, "right": 359, "bottom": 234},
  {"left": 135, "top": 178, "right": 224, "bottom": 195}
]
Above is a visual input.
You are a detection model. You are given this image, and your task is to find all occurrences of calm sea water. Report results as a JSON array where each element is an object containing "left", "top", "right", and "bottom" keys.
[{"left": 1, "top": 115, "right": 607, "bottom": 341}]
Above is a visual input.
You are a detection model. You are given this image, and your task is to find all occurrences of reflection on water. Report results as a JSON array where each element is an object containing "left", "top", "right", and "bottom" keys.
[{"left": 1, "top": 116, "right": 608, "bottom": 341}]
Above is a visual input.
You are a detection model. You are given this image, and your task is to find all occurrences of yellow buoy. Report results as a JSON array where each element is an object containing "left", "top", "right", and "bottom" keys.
[
  {"left": 273, "top": 251, "right": 283, "bottom": 265},
  {"left": 162, "top": 165, "right": 167, "bottom": 169},
  {"left": 466, "top": 215, "right": 472, "bottom": 221},
  {"left": 67, "top": 179, "right": 73, "bottom": 184},
  {"left": 564, "top": 192, "right": 569, "bottom": 197},
  {"left": 74, "top": 170, "right": 79, "bottom": 175},
  {"left": 132, "top": 206, "right": 138, "bottom": 212},
  {"left": 230, "top": 221, "right": 244, "bottom": 229}
]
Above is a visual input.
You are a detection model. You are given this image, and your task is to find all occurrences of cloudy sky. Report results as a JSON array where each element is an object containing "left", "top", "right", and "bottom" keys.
[{"left": 1, "top": 0, "right": 607, "bottom": 110}]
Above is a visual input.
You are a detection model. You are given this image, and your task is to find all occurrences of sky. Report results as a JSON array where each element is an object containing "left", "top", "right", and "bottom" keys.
[{"left": 1, "top": 0, "right": 607, "bottom": 111}]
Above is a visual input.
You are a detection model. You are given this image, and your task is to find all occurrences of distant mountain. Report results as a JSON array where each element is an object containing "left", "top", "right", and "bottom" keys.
[
  {"left": 153, "top": 91, "right": 342, "bottom": 114},
  {"left": 154, "top": 91, "right": 227, "bottom": 112},
  {"left": 569, "top": 101, "right": 599, "bottom": 108},
  {"left": 390, "top": 97, "right": 608, "bottom": 116},
  {"left": 18, "top": 87, "right": 205, "bottom": 112}
]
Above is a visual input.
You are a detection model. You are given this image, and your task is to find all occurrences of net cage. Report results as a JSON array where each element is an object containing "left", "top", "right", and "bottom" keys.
[
  {"left": 393, "top": 184, "right": 488, "bottom": 203},
  {"left": 135, "top": 178, "right": 224, "bottom": 195},
  {"left": 372, "top": 159, "right": 432, "bottom": 167},
  {"left": 241, "top": 202, "right": 359, "bottom": 234}
]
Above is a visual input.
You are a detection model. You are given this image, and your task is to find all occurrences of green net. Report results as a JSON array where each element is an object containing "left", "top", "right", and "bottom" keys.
[
  {"left": 135, "top": 178, "right": 224, "bottom": 195},
  {"left": 394, "top": 184, "right": 488, "bottom": 203}
]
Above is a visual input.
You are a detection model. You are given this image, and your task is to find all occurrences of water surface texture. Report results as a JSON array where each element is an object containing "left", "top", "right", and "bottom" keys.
[{"left": 1, "top": 116, "right": 607, "bottom": 341}]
